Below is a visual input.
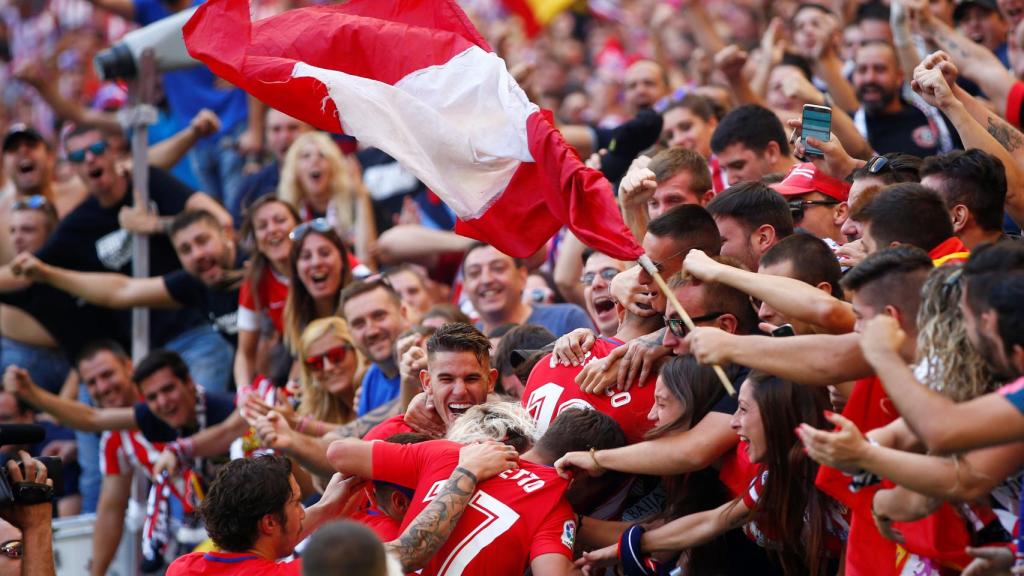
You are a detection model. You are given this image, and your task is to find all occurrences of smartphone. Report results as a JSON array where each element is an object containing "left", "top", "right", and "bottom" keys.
[
  {"left": 800, "top": 104, "right": 832, "bottom": 158},
  {"left": 771, "top": 324, "right": 796, "bottom": 338}
]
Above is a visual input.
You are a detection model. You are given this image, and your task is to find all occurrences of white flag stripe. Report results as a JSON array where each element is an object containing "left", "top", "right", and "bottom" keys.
[{"left": 292, "top": 46, "right": 538, "bottom": 219}]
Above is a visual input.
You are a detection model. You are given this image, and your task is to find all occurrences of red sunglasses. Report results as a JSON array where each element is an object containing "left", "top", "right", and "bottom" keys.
[{"left": 304, "top": 345, "right": 351, "bottom": 372}]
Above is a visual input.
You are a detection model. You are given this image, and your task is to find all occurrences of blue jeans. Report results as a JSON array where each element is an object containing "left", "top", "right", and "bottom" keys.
[
  {"left": 189, "top": 123, "right": 247, "bottom": 214},
  {"left": 0, "top": 338, "right": 70, "bottom": 395},
  {"left": 76, "top": 384, "right": 101, "bottom": 513},
  {"left": 164, "top": 325, "right": 234, "bottom": 394}
]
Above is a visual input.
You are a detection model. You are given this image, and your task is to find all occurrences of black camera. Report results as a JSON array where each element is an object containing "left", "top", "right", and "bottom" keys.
[{"left": 0, "top": 425, "right": 63, "bottom": 506}]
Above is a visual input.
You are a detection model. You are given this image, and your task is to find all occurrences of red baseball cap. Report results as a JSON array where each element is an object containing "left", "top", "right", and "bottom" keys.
[{"left": 771, "top": 163, "right": 851, "bottom": 202}]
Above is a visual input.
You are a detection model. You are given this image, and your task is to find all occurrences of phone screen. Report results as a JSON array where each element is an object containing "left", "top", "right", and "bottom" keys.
[{"left": 801, "top": 107, "right": 832, "bottom": 157}]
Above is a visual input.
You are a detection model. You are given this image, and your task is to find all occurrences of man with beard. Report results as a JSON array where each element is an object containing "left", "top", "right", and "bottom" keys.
[
  {"left": 851, "top": 41, "right": 958, "bottom": 156},
  {"left": 11, "top": 210, "right": 241, "bottom": 347},
  {"left": 623, "top": 60, "right": 670, "bottom": 115},
  {"left": 341, "top": 278, "right": 411, "bottom": 415}
]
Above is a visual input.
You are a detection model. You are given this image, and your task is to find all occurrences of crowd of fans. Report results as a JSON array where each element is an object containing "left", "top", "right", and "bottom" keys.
[{"left": 4, "top": 0, "right": 1024, "bottom": 574}]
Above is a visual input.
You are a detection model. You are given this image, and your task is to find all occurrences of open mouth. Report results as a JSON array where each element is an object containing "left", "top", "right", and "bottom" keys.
[
  {"left": 17, "top": 160, "right": 36, "bottom": 174},
  {"left": 87, "top": 166, "right": 104, "bottom": 180},
  {"left": 448, "top": 402, "right": 473, "bottom": 417},
  {"left": 593, "top": 296, "right": 615, "bottom": 315}
]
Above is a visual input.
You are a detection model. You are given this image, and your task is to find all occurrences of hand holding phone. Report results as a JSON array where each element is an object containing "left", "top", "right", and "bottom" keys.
[{"left": 800, "top": 104, "right": 832, "bottom": 158}]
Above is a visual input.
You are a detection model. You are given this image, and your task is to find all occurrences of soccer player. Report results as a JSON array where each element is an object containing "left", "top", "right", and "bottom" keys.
[{"left": 327, "top": 407, "right": 627, "bottom": 576}]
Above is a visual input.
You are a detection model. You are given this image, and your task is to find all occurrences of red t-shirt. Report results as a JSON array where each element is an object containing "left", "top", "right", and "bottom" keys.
[
  {"left": 522, "top": 339, "right": 655, "bottom": 443},
  {"left": 166, "top": 552, "right": 301, "bottom": 576},
  {"left": 372, "top": 439, "right": 576, "bottom": 576},
  {"left": 237, "top": 267, "right": 289, "bottom": 334}
]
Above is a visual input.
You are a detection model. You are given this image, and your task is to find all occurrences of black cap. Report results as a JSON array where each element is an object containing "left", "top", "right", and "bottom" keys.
[
  {"left": 2, "top": 123, "right": 45, "bottom": 153},
  {"left": 954, "top": 0, "right": 999, "bottom": 23}
]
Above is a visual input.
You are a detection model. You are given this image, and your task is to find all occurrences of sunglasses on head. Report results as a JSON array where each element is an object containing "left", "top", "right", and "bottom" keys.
[
  {"left": 67, "top": 140, "right": 108, "bottom": 163},
  {"left": 788, "top": 199, "right": 839, "bottom": 221},
  {"left": 0, "top": 540, "right": 22, "bottom": 560},
  {"left": 304, "top": 344, "right": 351, "bottom": 372},
  {"left": 865, "top": 155, "right": 891, "bottom": 175},
  {"left": 580, "top": 268, "right": 619, "bottom": 286},
  {"left": 666, "top": 311, "right": 723, "bottom": 338},
  {"left": 12, "top": 195, "right": 50, "bottom": 211},
  {"left": 288, "top": 218, "right": 333, "bottom": 241}
]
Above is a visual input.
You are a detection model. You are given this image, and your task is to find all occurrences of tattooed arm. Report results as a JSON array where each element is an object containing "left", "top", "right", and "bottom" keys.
[
  {"left": 385, "top": 441, "right": 520, "bottom": 572},
  {"left": 915, "top": 52, "right": 1024, "bottom": 224},
  {"left": 918, "top": 17, "right": 1015, "bottom": 115}
]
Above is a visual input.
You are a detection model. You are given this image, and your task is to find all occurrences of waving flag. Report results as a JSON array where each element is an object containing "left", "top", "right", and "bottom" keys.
[{"left": 183, "top": 0, "right": 643, "bottom": 261}]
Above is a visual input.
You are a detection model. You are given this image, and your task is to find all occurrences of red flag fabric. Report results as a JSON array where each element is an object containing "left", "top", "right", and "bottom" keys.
[{"left": 183, "top": 0, "right": 643, "bottom": 261}]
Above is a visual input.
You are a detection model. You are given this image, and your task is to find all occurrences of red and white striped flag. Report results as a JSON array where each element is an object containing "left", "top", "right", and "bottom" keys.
[{"left": 183, "top": 0, "right": 642, "bottom": 261}]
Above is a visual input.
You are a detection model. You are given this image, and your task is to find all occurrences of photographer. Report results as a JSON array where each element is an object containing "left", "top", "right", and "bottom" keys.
[{"left": 0, "top": 451, "right": 56, "bottom": 576}]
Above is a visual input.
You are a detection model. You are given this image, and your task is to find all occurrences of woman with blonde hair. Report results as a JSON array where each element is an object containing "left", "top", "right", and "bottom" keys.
[
  {"left": 247, "top": 316, "right": 366, "bottom": 437},
  {"left": 277, "top": 132, "right": 376, "bottom": 265}
]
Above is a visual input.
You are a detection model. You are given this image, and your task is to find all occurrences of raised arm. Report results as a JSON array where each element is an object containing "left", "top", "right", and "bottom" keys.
[
  {"left": 918, "top": 11, "right": 1015, "bottom": 114},
  {"left": 4, "top": 366, "right": 134, "bottom": 432},
  {"left": 913, "top": 52, "right": 1024, "bottom": 224},
  {"left": 557, "top": 413, "right": 737, "bottom": 477},
  {"left": 800, "top": 410, "right": 1024, "bottom": 502},
  {"left": 683, "top": 249, "right": 855, "bottom": 334},
  {"left": 148, "top": 109, "right": 221, "bottom": 171},
  {"left": 686, "top": 329, "right": 870, "bottom": 388},
  {"left": 861, "top": 316, "right": 1024, "bottom": 453},
  {"left": 12, "top": 253, "right": 177, "bottom": 309},
  {"left": 552, "top": 232, "right": 589, "bottom": 307}
]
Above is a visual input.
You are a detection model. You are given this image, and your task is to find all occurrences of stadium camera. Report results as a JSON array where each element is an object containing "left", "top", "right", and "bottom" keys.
[{"left": 93, "top": 7, "right": 201, "bottom": 81}]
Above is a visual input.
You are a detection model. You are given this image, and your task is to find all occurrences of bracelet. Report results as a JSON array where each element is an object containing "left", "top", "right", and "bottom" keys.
[
  {"left": 589, "top": 447, "right": 604, "bottom": 472},
  {"left": 296, "top": 415, "right": 310, "bottom": 434},
  {"left": 454, "top": 466, "right": 478, "bottom": 484}
]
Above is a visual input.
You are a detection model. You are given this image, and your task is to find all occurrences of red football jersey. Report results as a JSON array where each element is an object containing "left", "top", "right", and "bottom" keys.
[
  {"left": 522, "top": 338, "right": 655, "bottom": 443},
  {"left": 166, "top": 552, "right": 301, "bottom": 576},
  {"left": 372, "top": 439, "right": 576, "bottom": 576}
]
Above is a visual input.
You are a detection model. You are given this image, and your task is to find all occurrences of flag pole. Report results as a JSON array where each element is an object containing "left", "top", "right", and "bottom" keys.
[{"left": 637, "top": 255, "right": 737, "bottom": 397}]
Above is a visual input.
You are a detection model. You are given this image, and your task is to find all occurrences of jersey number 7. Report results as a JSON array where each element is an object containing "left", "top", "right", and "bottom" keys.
[{"left": 436, "top": 490, "right": 520, "bottom": 576}]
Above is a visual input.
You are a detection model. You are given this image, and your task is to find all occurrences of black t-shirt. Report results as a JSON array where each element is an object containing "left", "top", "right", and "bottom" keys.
[
  {"left": 34, "top": 166, "right": 205, "bottom": 347},
  {"left": 0, "top": 286, "right": 128, "bottom": 361},
  {"left": 710, "top": 364, "right": 751, "bottom": 415},
  {"left": 134, "top": 391, "right": 235, "bottom": 444},
  {"left": 162, "top": 252, "right": 245, "bottom": 346},
  {"left": 863, "top": 102, "right": 961, "bottom": 157}
]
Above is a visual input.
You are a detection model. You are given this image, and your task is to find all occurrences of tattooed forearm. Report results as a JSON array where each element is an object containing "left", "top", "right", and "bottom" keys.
[
  {"left": 332, "top": 398, "right": 400, "bottom": 439},
  {"left": 987, "top": 116, "right": 1024, "bottom": 152},
  {"left": 385, "top": 466, "right": 479, "bottom": 572}
]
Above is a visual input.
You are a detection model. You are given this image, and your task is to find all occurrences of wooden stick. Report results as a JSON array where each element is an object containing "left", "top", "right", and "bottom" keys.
[{"left": 637, "top": 255, "right": 737, "bottom": 397}]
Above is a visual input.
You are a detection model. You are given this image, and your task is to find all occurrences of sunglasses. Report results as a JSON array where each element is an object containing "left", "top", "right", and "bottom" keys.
[
  {"left": 581, "top": 268, "right": 620, "bottom": 286},
  {"left": 12, "top": 195, "right": 51, "bottom": 211},
  {"left": 865, "top": 155, "right": 891, "bottom": 174},
  {"left": 0, "top": 540, "right": 22, "bottom": 560},
  {"left": 288, "top": 218, "right": 333, "bottom": 241},
  {"left": 789, "top": 199, "right": 839, "bottom": 221},
  {"left": 304, "top": 344, "right": 351, "bottom": 372},
  {"left": 666, "top": 311, "right": 723, "bottom": 338},
  {"left": 67, "top": 140, "right": 108, "bottom": 163}
]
